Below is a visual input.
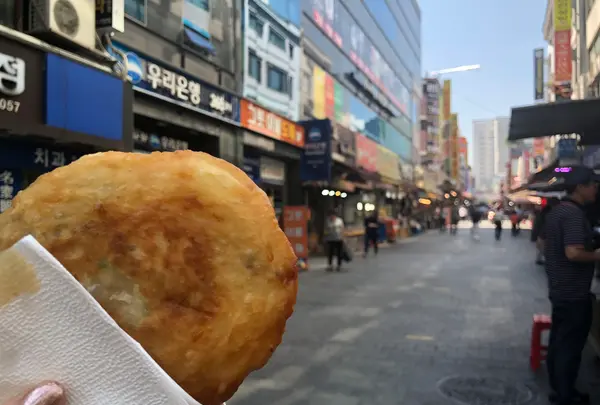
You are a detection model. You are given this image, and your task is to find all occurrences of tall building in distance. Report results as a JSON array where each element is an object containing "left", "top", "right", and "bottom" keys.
[{"left": 472, "top": 117, "right": 510, "bottom": 194}]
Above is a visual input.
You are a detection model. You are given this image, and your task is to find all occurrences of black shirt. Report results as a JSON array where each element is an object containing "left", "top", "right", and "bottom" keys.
[
  {"left": 364, "top": 216, "right": 379, "bottom": 233},
  {"left": 542, "top": 200, "right": 595, "bottom": 301}
]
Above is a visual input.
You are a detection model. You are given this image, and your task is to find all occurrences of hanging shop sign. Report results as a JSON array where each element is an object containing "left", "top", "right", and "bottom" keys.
[
  {"left": 376, "top": 145, "right": 401, "bottom": 184},
  {"left": 332, "top": 124, "right": 356, "bottom": 167},
  {"left": 0, "top": 169, "right": 22, "bottom": 213},
  {"left": 133, "top": 129, "right": 189, "bottom": 152},
  {"left": 112, "top": 43, "right": 240, "bottom": 124},
  {"left": 283, "top": 206, "right": 309, "bottom": 259},
  {"left": 300, "top": 119, "right": 332, "bottom": 182},
  {"left": 356, "top": 133, "right": 377, "bottom": 173},
  {"left": 534, "top": 48, "right": 544, "bottom": 100},
  {"left": 95, "top": 0, "right": 125, "bottom": 32},
  {"left": 240, "top": 100, "right": 304, "bottom": 148},
  {"left": 0, "top": 38, "right": 44, "bottom": 130}
]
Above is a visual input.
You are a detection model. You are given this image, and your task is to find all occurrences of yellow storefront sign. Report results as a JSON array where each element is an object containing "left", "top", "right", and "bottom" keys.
[
  {"left": 312, "top": 65, "right": 326, "bottom": 119},
  {"left": 376, "top": 145, "right": 401, "bottom": 183},
  {"left": 554, "top": 0, "right": 571, "bottom": 31}
]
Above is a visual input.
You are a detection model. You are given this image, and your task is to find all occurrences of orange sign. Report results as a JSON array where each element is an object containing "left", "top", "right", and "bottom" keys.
[
  {"left": 240, "top": 100, "right": 305, "bottom": 147},
  {"left": 283, "top": 206, "right": 309, "bottom": 259}
]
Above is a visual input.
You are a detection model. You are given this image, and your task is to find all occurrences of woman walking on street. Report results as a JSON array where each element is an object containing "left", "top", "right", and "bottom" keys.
[
  {"left": 324, "top": 209, "right": 344, "bottom": 271},
  {"left": 364, "top": 212, "right": 380, "bottom": 257}
]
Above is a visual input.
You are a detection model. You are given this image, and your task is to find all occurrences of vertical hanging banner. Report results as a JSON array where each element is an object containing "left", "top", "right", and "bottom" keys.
[
  {"left": 534, "top": 48, "right": 544, "bottom": 100},
  {"left": 450, "top": 114, "right": 459, "bottom": 180},
  {"left": 312, "top": 65, "right": 326, "bottom": 118},
  {"left": 553, "top": 0, "right": 572, "bottom": 99},
  {"left": 442, "top": 80, "right": 451, "bottom": 120}
]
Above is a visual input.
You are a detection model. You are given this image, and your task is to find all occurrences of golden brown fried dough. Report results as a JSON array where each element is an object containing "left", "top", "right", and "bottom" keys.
[{"left": 0, "top": 151, "right": 298, "bottom": 405}]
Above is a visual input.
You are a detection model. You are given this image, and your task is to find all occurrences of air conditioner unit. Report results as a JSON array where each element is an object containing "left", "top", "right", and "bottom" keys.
[{"left": 28, "top": 0, "right": 96, "bottom": 51}]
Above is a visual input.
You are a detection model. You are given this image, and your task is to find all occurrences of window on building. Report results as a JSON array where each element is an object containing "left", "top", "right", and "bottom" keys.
[
  {"left": 288, "top": 44, "right": 294, "bottom": 59},
  {"left": 248, "top": 50, "right": 262, "bottom": 82},
  {"left": 249, "top": 13, "right": 264, "bottom": 36},
  {"left": 187, "top": 0, "right": 210, "bottom": 11},
  {"left": 125, "top": 0, "right": 147, "bottom": 24},
  {"left": 268, "top": 29, "right": 286, "bottom": 50},
  {"left": 287, "top": 76, "right": 293, "bottom": 98},
  {"left": 267, "top": 64, "right": 288, "bottom": 93}
]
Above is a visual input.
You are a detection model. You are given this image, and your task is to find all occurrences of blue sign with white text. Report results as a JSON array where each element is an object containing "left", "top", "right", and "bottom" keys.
[
  {"left": 0, "top": 139, "right": 86, "bottom": 171},
  {"left": 300, "top": 119, "right": 332, "bottom": 182},
  {"left": 111, "top": 43, "right": 240, "bottom": 123}
]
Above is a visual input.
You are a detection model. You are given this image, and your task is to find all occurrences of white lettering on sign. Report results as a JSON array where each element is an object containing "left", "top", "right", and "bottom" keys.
[
  {"left": 133, "top": 129, "right": 189, "bottom": 151},
  {"left": 33, "top": 148, "right": 72, "bottom": 168},
  {"left": 209, "top": 93, "right": 232, "bottom": 114},
  {"left": 0, "top": 52, "right": 25, "bottom": 96},
  {"left": 0, "top": 170, "right": 15, "bottom": 213},
  {"left": 0, "top": 52, "right": 25, "bottom": 114},
  {"left": 146, "top": 63, "right": 201, "bottom": 106},
  {"left": 248, "top": 104, "right": 283, "bottom": 137}
]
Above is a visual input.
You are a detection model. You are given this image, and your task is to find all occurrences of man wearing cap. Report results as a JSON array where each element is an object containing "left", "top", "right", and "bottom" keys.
[{"left": 542, "top": 166, "right": 599, "bottom": 405}]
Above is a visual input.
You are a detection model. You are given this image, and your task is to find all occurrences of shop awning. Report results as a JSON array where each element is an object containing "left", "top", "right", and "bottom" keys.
[
  {"left": 508, "top": 98, "right": 600, "bottom": 143},
  {"left": 184, "top": 28, "right": 216, "bottom": 55},
  {"left": 524, "top": 160, "right": 559, "bottom": 190}
]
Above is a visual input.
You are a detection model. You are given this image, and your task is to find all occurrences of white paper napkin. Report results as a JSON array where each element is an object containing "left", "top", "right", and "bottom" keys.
[{"left": 0, "top": 235, "right": 219, "bottom": 405}]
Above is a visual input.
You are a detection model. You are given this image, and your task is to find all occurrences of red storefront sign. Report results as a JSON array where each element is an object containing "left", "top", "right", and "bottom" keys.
[
  {"left": 554, "top": 30, "right": 572, "bottom": 83},
  {"left": 356, "top": 133, "right": 377, "bottom": 172},
  {"left": 283, "top": 206, "right": 309, "bottom": 259}
]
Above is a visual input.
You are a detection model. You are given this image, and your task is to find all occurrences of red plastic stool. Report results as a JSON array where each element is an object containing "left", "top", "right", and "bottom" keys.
[{"left": 530, "top": 314, "right": 552, "bottom": 371}]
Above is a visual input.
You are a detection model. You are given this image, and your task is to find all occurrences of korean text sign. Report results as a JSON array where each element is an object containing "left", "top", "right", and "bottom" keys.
[
  {"left": 112, "top": 43, "right": 240, "bottom": 123},
  {"left": 240, "top": 100, "right": 304, "bottom": 148},
  {"left": 300, "top": 119, "right": 332, "bottom": 182},
  {"left": 283, "top": 206, "right": 309, "bottom": 259},
  {"left": 0, "top": 170, "right": 21, "bottom": 213}
]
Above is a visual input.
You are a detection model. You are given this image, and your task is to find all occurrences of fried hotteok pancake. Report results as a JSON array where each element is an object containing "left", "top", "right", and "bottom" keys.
[{"left": 0, "top": 151, "right": 298, "bottom": 405}]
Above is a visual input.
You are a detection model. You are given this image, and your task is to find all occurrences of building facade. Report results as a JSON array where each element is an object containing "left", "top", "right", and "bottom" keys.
[
  {"left": 242, "top": 0, "right": 301, "bottom": 121},
  {"left": 0, "top": 2, "right": 133, "bottom": 213},
  {"left": 115, "top": 0, "right": 243, "bottom": 165},
  {"left": 298, "top": 0, "right": 421, "bottom": 246}
]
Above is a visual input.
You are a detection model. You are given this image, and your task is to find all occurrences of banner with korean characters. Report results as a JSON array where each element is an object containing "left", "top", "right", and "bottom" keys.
[
  {"left": 111, "top": 43, "right": 240, "bottom": 124},
  {"left": 0, "top": 170, "right": 23, "bottom": 213},
  {"left": 133, "top": 128, "right": 189, "bottom": 152},
  {"left": 240, "top": 100, "right": 304, "bottom": 148},
  {"left": 283, "top": 206, "right": 309, "bottom": 259}
]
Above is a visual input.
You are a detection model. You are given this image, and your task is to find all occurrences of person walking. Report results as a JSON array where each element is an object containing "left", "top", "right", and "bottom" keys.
[
  {"left": 363, "top": 211, "right": 380, "bottom": 257},
  {"left": 542, "top": 167, "right": 600, "bottom": 405},
  {"left": 469, "top": 204, "right": 483, "bottom": 240},
  {"left": 324, "top": 209, "right": 344, "bottom": 271},
  {"left": 493, "top": 209, "right": 505, "bottom": 241}
]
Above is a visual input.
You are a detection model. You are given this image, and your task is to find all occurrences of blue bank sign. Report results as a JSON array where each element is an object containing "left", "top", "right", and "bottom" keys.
[{"left": 111, "top": 43, "right": 240, "bottom": 124}]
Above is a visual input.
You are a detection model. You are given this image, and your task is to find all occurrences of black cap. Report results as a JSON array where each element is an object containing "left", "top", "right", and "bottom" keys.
[{"left": 554, "top": 165, "right": 600, "bottom": 186}]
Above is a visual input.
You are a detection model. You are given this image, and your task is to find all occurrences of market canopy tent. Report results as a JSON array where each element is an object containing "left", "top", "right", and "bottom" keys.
[{"left": 508, "top": 98, "right": 600, "bottom": 144}]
